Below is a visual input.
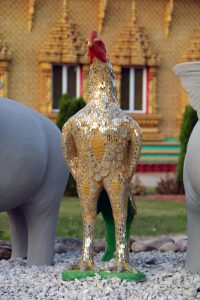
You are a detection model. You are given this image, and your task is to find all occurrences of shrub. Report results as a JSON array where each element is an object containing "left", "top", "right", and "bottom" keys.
[
  {"left": 156, "top": 176, "right": 178, "bottom": 194},
  {"left": 56, "top": 94, "right": 85, "bottom": 130},
  {"left": 56, "top": 94, "right": 86, "bottom": 196},
  {"left": 130, "top": 176, "right": 146, "bottom": 196},
  {"left": 177, "top": 105, "right": 198, "bottom": 193}
]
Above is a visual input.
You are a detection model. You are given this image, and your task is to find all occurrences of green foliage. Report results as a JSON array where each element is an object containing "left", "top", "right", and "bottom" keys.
[
  {"left": 177, "top": 105, "right": 198, "bottom": 192},
  {"left": 56, "top": 94, "right": 86, "bottom": 196},
  {"left": 0, "top": 197, "right": 187, "bottom": 241},
  {"left": 133, "top": 200, "right": 186, "bottom": 235},
  {"left": 65, "top": 175, "right": 78, "bottom": 197},
  {"left": 0, "top": 213, "right": 10, "bottom": 240},
  {"left": 56, "top": 94, "right": 86, "bottom": 131},
  {"left": 57, "top": 197, "right": 187, "bottom": 237}
]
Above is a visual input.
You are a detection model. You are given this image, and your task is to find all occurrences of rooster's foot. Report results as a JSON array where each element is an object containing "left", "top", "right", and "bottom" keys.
[
  {"left": 112, "top": 261, "right": 138, "bottom": 273},
  {"left": 71, "top": 259, "right": 94, "bottom": 271}
]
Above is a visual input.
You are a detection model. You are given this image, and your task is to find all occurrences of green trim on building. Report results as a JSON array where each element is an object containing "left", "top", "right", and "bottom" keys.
[{"left": 140, "top": 138, "right": 180, "bottom": 164}]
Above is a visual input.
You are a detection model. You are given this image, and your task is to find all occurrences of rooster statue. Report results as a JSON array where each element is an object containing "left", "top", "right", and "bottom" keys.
[{"left": 62, "top": 31, "right": 142, "bottom": 273}]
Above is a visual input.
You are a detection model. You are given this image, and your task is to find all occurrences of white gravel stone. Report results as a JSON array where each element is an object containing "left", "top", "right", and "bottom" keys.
[
  {"left": 175, "top": 238, "right": 187, "bottom": 252},
  {"left": 158, "top": 242, "right": 178, "bottom": 253},
  {"left": 0, "top": 251, "right": 200, "bottom": 299},
  {"left": 131, "top": 241, "right": 148, "bottom": 253}
]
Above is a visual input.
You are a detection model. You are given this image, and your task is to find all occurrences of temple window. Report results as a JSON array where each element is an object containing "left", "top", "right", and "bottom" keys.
[
  {"left": 120, "top": 67, "right": 147, "bottom": 113},
  {"left": 52, "top": 64, "right": 81, "bottom": 110}
]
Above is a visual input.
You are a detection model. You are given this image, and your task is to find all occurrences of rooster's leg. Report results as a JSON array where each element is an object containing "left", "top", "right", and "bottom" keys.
[
  {"left": 72, "top": 178, "right": 101, "bottom": 271},
  {"left": 104, "top": 176, "right": 137, "bottom": 273}
]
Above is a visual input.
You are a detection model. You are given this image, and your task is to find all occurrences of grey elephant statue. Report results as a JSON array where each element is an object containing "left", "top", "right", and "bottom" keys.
[
  {"left": 174, "top": 61, "right": 200, "bottom": 274},
  {"left": 0, "top": 97, "right": 69, "bottom": 266}
]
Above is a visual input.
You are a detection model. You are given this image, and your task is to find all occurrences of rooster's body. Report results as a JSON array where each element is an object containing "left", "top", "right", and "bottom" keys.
[{"left": 62, "top": 32, "right": 142, "bottom": 272}]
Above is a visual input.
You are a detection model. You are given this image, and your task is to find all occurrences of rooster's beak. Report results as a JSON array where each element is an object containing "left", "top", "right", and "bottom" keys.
[{"left": 86, "top": 40, "right": 93, "bottom": 48}]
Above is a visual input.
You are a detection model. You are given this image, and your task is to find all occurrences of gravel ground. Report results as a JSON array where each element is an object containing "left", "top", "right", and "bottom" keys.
[{"left": 0, "top": 251, "right": 200, "bottom": 300}]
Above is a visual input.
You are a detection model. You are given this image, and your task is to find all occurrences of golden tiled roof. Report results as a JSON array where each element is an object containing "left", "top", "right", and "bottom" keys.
[
  {"left": 181, "top": 28, "right": 200, "bottom": 62},
  {"left": 38, "top": 0, "right": 87, "bottom": 64},
  {"left": 38, "top": 19, "right": 88, "bottom": 64},
  {"left": 110, "top": 10, "right": 157, "bottom": 66}
]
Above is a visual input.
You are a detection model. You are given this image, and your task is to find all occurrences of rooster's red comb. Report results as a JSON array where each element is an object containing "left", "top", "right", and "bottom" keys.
[
  {"left": 88, "top": 31, "right": 98, "bottom": 42},
  {"left": 86, "top": 31, "right": 106, "bottom": 64}
]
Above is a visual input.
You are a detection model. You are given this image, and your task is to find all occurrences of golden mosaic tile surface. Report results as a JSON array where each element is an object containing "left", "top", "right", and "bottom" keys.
[{"left": 62, "top": 58, "right": 142, "bottom": 271}]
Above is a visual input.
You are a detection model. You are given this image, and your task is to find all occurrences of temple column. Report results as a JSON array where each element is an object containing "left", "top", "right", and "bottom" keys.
[
  {"left": 113, "top": 65, "right": 121, "bottom": 103},
  {"left": 0, "top": 61, "right": 10, "bottom": 97},
  {"left": 38, "top": 62, "right": 52, "bottom": 114},
  {"left": 148, "top": 66, "right": 157, "bottom": 114}
]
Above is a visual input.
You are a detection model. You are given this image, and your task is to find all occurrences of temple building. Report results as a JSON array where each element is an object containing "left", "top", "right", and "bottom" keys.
[{"left": 0, "top": 0, "right": 200, "bottom": 171}]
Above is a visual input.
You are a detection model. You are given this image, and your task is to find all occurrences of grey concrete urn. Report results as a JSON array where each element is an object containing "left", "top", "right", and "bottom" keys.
[{"left": 174, "top": 61, "right": 200, "bottom": 274}]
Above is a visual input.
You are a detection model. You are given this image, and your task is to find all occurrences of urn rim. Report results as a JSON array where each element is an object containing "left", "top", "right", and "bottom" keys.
[{"left": 174, "top": 61, "right": 200, "bottom": 76}]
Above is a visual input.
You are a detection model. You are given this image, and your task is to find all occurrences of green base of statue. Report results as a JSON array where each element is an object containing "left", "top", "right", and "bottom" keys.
[
  {"left": 97, "top": 189, "right": 135, "bottom": 261},
  {"left": 61, "top": 190, "right": 141, "bottom": 282},
  {"left": 62, "top": 270, "right": 145, "bottom": 282}
]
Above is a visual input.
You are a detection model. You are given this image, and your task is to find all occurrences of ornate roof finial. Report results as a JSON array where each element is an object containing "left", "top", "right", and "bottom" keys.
[
  {"left": 97, "top": 0, "right": 108, "bottom": 34},
  {"left": 63, "top": 0, "right": 68, "bottom": 20},
  {"left": 163, "top": 0, "right": 174, "bottom": 39},
  {"left": 28, "top": 0, "right": 36, "bottom": 31},
  {"left": 131, "top": 0, "right": 137, "bottom": 23}
]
